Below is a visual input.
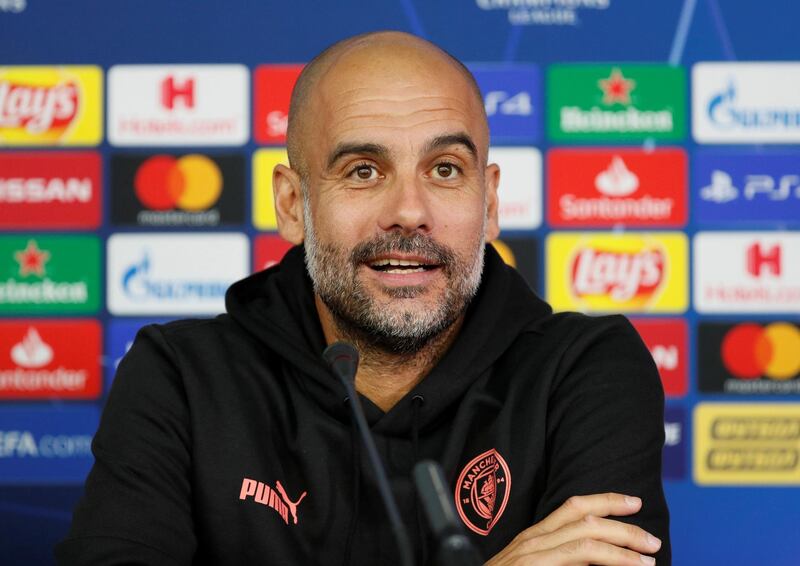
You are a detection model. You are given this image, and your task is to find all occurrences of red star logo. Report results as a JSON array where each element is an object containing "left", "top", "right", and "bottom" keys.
[
  {"left": 598, "top": 68, "right": 636, "bottom": 105},
  {"left": 14, "top": 240, "right": 51, "bottom": 277}
]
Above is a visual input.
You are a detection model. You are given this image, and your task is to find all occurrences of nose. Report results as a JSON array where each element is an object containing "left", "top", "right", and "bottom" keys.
[{"left": 377, "top": 173, "right": 433, "bottom": 235}]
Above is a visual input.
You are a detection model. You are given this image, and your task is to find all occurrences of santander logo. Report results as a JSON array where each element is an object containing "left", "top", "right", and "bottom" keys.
[
  {"left": 0, "top": 80, "right": 79, "bottom": 134},
  {"left": 594, "top": 156, "right": 639, "bottom": 197},
  {"left": 10, "top": 328, "right": 53, "bottom": 368},
  {"left": 571, "top": 247, "right": 665, "bottom": 302}
]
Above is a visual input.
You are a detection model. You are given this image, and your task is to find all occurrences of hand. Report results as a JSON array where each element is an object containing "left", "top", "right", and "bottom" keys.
[{"left": 484, "top": 493, "right": 661, "bottom": 565}]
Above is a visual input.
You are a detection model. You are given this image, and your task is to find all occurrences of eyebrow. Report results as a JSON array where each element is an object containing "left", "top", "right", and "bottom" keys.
[
  {"left": 326, "top": 142, "right": 390, "bottom": 170},
  {"left": 325, "top": 132, "right": 479, "bottom": 171},
  {"left": 423, "top": 133, "right": 478, "bottom": 161}
]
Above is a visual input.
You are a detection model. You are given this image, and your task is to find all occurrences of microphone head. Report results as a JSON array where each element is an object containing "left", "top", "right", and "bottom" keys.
[{"left": 322, "top": 341, "right": 360, "bottom": 383}]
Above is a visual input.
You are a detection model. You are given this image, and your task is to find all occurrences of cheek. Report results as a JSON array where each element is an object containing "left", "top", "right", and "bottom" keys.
[
  {"left": 311, "top": 200, "right": 373, "bottom": 248},
  {"left": 435, "top": 200, "right": 486, "bottom": 238}
]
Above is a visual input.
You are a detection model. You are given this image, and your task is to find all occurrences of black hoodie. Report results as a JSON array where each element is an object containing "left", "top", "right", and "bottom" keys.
[{"left": 56, "top": 245, "right": 670, "bottom": 565}]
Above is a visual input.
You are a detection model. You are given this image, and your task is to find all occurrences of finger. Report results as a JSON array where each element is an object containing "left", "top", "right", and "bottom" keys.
[
  {"left": 520, "top": 514, "right": 661, "bottom": 556},
  {"left": 547, "top": 537, "right": 656, "bottom": 566},
  {"left": 529, "top": 493, "right": 643, "bottom": 536}
]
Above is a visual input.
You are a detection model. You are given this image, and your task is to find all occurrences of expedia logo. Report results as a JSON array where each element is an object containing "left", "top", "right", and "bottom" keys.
[{"left": 455, "top": 448, "right": 511, "bottom": 536}]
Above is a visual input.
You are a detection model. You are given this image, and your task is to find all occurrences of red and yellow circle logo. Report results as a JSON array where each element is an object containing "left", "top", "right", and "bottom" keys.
[
  {"left": 721, "top": 323, "right": 800, "bottom": 380},
  {"left": 134, "top": 154, "right": 222, "bottom": 211}
]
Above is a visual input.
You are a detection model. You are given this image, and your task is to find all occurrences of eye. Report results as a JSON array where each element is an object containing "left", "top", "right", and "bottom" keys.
[
  {"left": 431, "top": 162, "right": 460, "bottom": 180},
  {"left": 348, "top": 163, "right": 379, "bottom": 181}
]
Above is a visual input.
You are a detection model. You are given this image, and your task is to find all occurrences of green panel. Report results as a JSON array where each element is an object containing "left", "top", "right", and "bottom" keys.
[
  {"left": 547, "top": 64, "right": 686, "bottom": 142},
  {"left": 0, "top": 235, "right": 101, "bottom": 314}
]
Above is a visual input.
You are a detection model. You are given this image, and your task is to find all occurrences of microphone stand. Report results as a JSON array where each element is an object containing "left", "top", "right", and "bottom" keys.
[
  {"left": 413, "top": 461, "right": 483, "bottom": 566},
  {"left": 323, "top": 342, "right": 415, "bottom": 566}
]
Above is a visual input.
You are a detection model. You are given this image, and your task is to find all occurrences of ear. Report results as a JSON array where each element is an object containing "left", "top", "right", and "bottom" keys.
[
  {"left": 484, "top": 162, "right": 501, "bottom": 242},
  {"left": 273, "top": 164, "right": 306, "bottom": 245}
]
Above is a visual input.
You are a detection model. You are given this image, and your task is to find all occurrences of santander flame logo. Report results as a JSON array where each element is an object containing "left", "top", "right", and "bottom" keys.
[
  {"left": 0, "top": 79, "right": 79, "bottom": 136},
  {"left": 571, "top": 247, "right": 665, "bottom": 304},
  {"left": 594, "top": 155, "right": 639, "bottom": 197},
  {"left": 10, "top": 327, "right": 54, "bottom": 369}
]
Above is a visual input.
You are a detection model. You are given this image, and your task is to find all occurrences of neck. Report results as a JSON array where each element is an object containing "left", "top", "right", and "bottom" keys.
[{"left": 315, "top": 295, "right": 463, "bottom": 412}]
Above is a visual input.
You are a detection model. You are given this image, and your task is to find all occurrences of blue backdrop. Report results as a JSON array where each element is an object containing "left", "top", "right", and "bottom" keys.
[{"left": 2, "top": 1, "right": 799, "bottom": 564}]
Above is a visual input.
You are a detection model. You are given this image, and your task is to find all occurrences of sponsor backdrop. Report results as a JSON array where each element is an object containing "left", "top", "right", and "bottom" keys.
[{"left": 2, "top": 1, "right": 799, "bottom": 564}]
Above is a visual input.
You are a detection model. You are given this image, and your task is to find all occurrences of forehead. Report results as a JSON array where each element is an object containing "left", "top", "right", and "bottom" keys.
[{"left": 312, "top": 49, "right": 487, "bottom": 152}]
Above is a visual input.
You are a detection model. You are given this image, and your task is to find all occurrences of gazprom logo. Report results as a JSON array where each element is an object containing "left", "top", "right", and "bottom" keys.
[
  {"left": 122, "top": 250, "right": 229, "bottom": 301},
  {"left": 707, "top": 80, "right": 800, "bottom": 130}
]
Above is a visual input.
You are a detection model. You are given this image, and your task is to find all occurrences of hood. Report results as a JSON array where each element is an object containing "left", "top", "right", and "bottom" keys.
[{"left": 225, "top": 244, "right": 552, "bottom": 435}]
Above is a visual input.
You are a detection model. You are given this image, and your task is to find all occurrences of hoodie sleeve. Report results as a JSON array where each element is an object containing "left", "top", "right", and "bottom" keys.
[
  {"left": 55, "top": 325, "right": 196, "bottom": 566},
  {"left": 536, "top": 314, "right": 671, "bottom": 565}
]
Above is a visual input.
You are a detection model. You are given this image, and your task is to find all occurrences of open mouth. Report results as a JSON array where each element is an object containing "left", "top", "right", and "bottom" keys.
[{"left": 367, "top": 257, "right": 440, "bottom": 274}]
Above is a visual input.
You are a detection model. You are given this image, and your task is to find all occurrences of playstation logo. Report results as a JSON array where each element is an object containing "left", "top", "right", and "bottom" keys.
[{"left": 701, "top": 170, "right": 739, "bottom": 203}]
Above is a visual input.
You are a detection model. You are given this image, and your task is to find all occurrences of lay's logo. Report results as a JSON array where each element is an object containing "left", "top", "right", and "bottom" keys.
[
  {"left": 571, "top": 246, "right": 664, "bottom": 305},
  {"left": 0, "top": 67, "right": 103, "bottom": 146},
  {"left": 547, "top": 233, "right": 688, "bottom": 313}
]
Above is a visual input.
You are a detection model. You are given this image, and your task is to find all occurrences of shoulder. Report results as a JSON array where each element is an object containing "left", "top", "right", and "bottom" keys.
[
  {"left": 528, "top": 312, "right": 659, "bottom": 397},
  {"left": 137, "top": 314, "right": 258, "bottom": 359},
  {"left": 518, "top": 311, "right": 647, "bottom": 369},
  {"left": 533, "top": 311, "right": 639, "bottom": 344}
]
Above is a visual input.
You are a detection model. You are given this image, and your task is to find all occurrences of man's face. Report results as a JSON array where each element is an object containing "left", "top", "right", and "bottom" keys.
[{"left": 299, "top": 47, "right": 499, "bottom": 354}]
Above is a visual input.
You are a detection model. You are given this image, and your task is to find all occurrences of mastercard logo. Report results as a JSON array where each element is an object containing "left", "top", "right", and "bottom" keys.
[
  {"left": 134, "top": 154, "right": 222, "bottom": 211},
  {"left": 721, "top": 323, "right": 800, "bottom": 380}
]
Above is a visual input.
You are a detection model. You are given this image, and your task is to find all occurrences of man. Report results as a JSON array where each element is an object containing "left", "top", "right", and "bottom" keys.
[{"left": 57, "top": 32, "right": 669, "bottom": 565}]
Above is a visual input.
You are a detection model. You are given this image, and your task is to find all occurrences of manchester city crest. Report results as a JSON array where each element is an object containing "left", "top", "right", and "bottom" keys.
[{"left": 455, "top": 448, "right": 511, "bottom": 535}]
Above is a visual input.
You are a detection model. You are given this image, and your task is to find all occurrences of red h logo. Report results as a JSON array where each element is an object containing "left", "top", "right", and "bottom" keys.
[
  {"left": 160, "top": 76, "right": 195, "bottom": 110},
  {"left": 746, "top": 242, "right": 782, "bottom": 277}
]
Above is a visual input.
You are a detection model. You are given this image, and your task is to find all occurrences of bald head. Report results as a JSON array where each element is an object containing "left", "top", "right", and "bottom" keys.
[{"left": 286, "top": 31, "right": 487, "bottom": 177}]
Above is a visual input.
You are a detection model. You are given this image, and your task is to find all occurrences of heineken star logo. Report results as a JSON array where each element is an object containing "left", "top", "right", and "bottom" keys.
[
  {"left": 599, "top": 68, "right": 636, "bottom": 106},
  {"left": 14, "top": 240, "right": 51, "bottom": 277}
]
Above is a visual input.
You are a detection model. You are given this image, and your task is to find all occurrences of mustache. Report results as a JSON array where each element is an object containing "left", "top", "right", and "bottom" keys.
[{"left": 350, "top": 232, "right": 456, "bottom": 268}]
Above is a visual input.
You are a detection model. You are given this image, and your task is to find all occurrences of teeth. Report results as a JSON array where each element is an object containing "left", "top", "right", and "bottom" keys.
[
  {"left": 371, "top": 258, "right": 425, "bottom": 267},
  {"left": 385, "top": 267, "right": 426, "bottom": 274}
]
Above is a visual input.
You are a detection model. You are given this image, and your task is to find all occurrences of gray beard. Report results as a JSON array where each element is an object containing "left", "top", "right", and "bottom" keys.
[{"left": 302, "top": 192, "right": 485, "bottom": 356}]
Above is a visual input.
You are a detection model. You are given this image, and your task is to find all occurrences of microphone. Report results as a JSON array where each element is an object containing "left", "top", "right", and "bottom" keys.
[
  {"left": 413, "top": 461, "right": 483, "bottom": 566},
  {"left": 323, "top": 342, "right": 415, "bottom": 566}
]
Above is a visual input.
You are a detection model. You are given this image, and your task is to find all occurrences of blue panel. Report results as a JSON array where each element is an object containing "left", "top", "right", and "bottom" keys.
[
  {"left": 693, "top": 150, "right": 800, "bottom": 226},
  {"left": 0, "top": 407, "right": 98, "bottom": 485},
  {"left": 470, "top": 65, "right": 542, "bottom": 143}
]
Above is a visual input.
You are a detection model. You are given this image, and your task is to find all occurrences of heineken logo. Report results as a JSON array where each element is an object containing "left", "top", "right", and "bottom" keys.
[
  {"left": 599, "top": 68, "right": 635, "bottom": 106},
  {"left": 14, "top": 240, "right": 49, "bottom": 277},
  {"left": 548, "top": 64, "right": 685, "bottom": 141},
  {"left": 0, "top": 236, "right": 100, "bottom": 314}
]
